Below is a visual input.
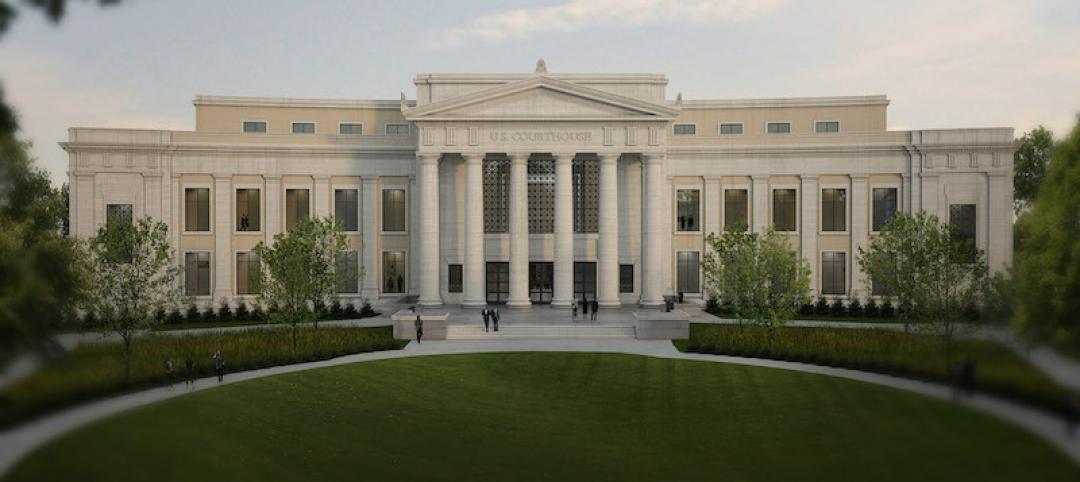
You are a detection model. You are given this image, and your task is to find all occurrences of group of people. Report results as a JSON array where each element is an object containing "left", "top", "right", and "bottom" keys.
[
  {"left": 572, "top": 297, "right": 600, "bottom": 321},
  {"left": 162, "top": 350, "right": 227, "bottom": 389},
  {"left": 480, "top": 307, "right": 501, "bottom": 332}
]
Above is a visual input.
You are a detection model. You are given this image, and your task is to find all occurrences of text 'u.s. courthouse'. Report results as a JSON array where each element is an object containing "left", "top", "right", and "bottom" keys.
[{"left": 64, "top": 62, "right": 1015, "bottom": 309}]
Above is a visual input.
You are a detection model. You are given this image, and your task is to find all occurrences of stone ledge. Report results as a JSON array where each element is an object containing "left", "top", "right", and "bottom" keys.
[
  {"left": 633, "top": 310, "right": 690, "bottom": 340},
  {"left": 392, "top": 310, "right": 449, "bottom": 340}
]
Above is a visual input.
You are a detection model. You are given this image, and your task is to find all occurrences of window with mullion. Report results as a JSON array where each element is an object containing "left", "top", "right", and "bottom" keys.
[
  {"left": 821, "top": 252, "right": 846, "bottom": 295},
  {"left": 236, "top": 252, "right": 261, "bottom": 295},
  {"left": 382, "top": 189, "right": 406, "bottom": 232},
  {"left": 235, "top": 189, "right": 261, "bottom": 232},
  {"left": 949, "top": 204, "right": 977, "bottom": 263},
  {"left": 872, "top": 188, "right": 898, "bottom": 231},
  {"left": 724, "top": 189, "right": 748, "bottom": 231},
  {"left": 335, "top": 251, "right": 359, "bottom": 294},
  {"left": 821, "top": 188, "right": 847, "bottom": 232},
  {"left": 185, "top": 252, "right": 211, "bottom": 296},
  {"left": 285, "top": 189, "right": 309, "bottom": 231},
  {"left": 335, "top": 189, "right": 359, "bottom": 232},
  {"left": 676, "top": 189, "right": 700, "bottom": 231},
  {"left": 772, "top": 189, "right": 797, "bottom": 232}
]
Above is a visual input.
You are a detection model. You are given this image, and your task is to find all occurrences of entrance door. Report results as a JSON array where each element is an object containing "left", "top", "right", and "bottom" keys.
[
  {"left": 573, "top": 262, "right": 597, "bottom": 302},
  {"left": 529, "top": 262, "right": 554, "bottom": 304},
  {"left": 485, "top": 262, "right": 510, "bottom": 304}
]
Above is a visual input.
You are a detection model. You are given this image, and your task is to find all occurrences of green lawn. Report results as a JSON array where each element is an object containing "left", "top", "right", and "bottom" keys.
[{"left": 4, "top": 353, "right": 1077, "bottom": 482}]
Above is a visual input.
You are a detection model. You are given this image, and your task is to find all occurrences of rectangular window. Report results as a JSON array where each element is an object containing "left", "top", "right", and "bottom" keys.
[
  {"left": 236, "top": 252, "right": 260, "bottom": 295},
  {"left": 334, "top": 189, "right": 359, "bottom": 232},
  {"left": 619, "top": 264, "right": 634, "bottom": 293},
  {"left": 335, "top": 251, "right": 359, "bottom": 294},
  {"left": 572, "top": 159, "right": 599, "bottom": 233},
  {"left": 673, "top": 123, "right": 696, "bottom": 135},
  {"left": 484, "top": 159, "right": 510, "bottom": 233},
  {"left": 185, "top": 252, "right": 211, "bottom": 296},
  {"left": 815, "top": 121, "right": 840, "bottom": 133},
  {"left": 950, "top": 204, "right": 977, "bottom": 263},
  {"left": 719, "top": 123, "right": 743, "bottom": 135},
  {"left": 285, "top": 189, "right": 309, "bottom": 231},
  {"left": 872, "top": 188, "right": 898, "bottom": 231},
  {"left": 385, "top": 123, "right": 409, "bottom": 136},
  {"left": 767, "top": 122, "right": 791, "bottom": 134},
  {"left": 527, "top": 158, "right": 555, "bottom": 233},
  {"left": 724, "top": 189, "right": 748, "bottom": 230},
  {"left": 383, "top": 251, "right": 406, "bottom": 294},
  {"left": 676, "top": 251, "right": 700, "bottom": 294},
  {"left": 448, "top": 264, "right": 463, "bottom": 293},
  {"left": 772, "top": 189, "right": 797, "bottom": 232},
  {"left": 106, "top": 203, "right": 133, "bottom": 227},
  {"left": 821, "top": 252, "right": 847, "bottom": 295},
  {"left": 382, "top": 189, "right": 406, "bottom": 232},
  {"left": 339, "top": 123, "right": 363, "bottom": 135},
  {"left": 184, "top": 188, "right": 210, "bottom": 232},
  {"left": 676, "top": 189, "right": 700, "bottom": 231},
  {"left": 235, "top": 188, "right": 261, "bottom": 232},
  {"left": 821, "top": 188, "right": 847, "bottom": 232},
  {"left": 291, "top": 122, "right": 315, "bottom": 134},
  {"left": 242, "top": 121, "right": 267, "bottom": 133}
]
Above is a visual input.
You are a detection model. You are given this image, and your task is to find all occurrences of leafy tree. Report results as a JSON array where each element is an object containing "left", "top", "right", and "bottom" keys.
[
  {"left": 703, "top": 225, "right": 811, "bottom": 337},
  {"left": 253, "top": 217, "right": 354, "bottom": 349},
  {"left": 84, "top": 217, "right": 182, "bottom": 378},
  {"left": 0, "top": 137, "right": 85, "bottom": 358},
  {"left": 1013, "top": 126, "right": 1054, "bottom": 214},
  {"left": 1013, "top": 118, "right": 1080, "bottom": 355},
  {"left": 858, "top": 212, "right": 994, "bottom": 368}
]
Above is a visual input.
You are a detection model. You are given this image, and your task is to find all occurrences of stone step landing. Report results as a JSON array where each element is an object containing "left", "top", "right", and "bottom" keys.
[{"left": 445, "top": 323, "right": 636, "bottom": 340}]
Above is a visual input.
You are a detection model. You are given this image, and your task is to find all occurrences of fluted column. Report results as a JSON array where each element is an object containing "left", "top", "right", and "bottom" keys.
[
  {"left": 507, "top": 152, "right": 531, "bottom": 307},
  {"left": 417, "top": 153, "right": 442, "bottom": 307},
  {"left": 640, "top": 154, "right": 666, "bottom": 307},
  {"left": 462, "top": 153, "right": 486, "bottom": 307},
  {"left": 597, "top": 153, "right": 620, "bottom": 307},
  {"left": 551, "top": 152, "right": 575, "bottom": 308}
]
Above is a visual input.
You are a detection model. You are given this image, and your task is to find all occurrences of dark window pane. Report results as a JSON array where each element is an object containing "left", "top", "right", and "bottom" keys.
[
  {"left": 872, "top": 188, "right": 898, "bottom": 231},
  {"left": 339, "top": 123, "right": 363, "bottom": 135},
  {"left": 236, "top": 252, "right": 260, "bottom": 295},
  {"left": 448, "top": 264, "right": 463, "bottom": 293},
  {"left": 242, "top": 121, "right": 267, "bottom": 133},
  {"left": 677, "top": 251, "right": 700, "bottom": 294},
  {"left": 720, "top": 123, "right": 743, "bottom": 135},
  {"left": 235, "top": 189, "right": 260, "bottom": 231},
  {"left": 677, "top": 190, "right": 700, "bottom": 232},
  {"left": 382, "top": 251, "right": 406, "bottom": 293},
  {"left": 772, "top": 189, "right": 797, "bottom": 232},
  {"left": 815, "top": 121, "right": 840, "bottom": 133},
  {"left": 619, "top": 264, "right": 634, "bottom": 293},
  {"left": 286, "top": 189, "right": 310, "bottom": 231},
  {"left": 821, "top": 252, "right": 846, "bottom": 295},
  {"left": 106, "top": 204, "right": 133, "bottom": 227},
  {"left": 724, "top": 189, "right": 748, "bottom": 230},
  {"left": 673, "top": 124, "right": 696, "bottom": 135},
  {"left": 382, "top": 189, "right": 406, "bottom": 232},
  {"left": 822, "top": 188, "right": 847, "bottom": 232},
  {"left": 185, "top": 188, "right": 210, "bottom": 232},
  {"left": 767, "top": 122, "right": 791, "bottom": 134},
  {"left": 336, "top": 251, "right": 359, "bottom": 294},
  {"left": 186, "top": 252, "right": 211, "bottom": 296},
  {"left": 292, "top": 122, "right": 315, "bottom": 134},
  {"left": 335, "top": 189, "right": 359, "bottom": 231},
  {"left": 949, "top": 204, "right": 977, "bottom": 263}
]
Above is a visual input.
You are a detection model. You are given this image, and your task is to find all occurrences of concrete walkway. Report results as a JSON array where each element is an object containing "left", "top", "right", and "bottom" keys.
[{"left": 1, "top": 338, "right": 1077, "bottom": 476}]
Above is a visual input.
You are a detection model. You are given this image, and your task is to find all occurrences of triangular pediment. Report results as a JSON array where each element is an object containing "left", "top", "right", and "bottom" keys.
[{"left": 404, "top": 75, "right": 678, "bottom": 121}]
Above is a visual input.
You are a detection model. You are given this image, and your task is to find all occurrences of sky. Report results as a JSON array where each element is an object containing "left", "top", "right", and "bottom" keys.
[{"left": 1, "top": 0, "right": 1078, "bottom": 187}]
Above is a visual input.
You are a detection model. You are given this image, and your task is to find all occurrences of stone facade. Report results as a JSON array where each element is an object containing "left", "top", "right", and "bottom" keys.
[{"left": 64, "top": 64, "right": 1015, "bottom": 308}]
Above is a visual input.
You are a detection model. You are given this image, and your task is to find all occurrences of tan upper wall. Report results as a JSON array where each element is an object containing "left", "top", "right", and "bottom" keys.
[
  {"left": 193, "top": 97, "right": 409, "bottom": 136},
  {"left": 672, "top": 97, "right": 889, "bottom": 137}
]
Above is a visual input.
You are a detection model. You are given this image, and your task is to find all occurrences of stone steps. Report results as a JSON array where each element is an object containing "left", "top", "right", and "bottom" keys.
[{"left": 445, "top": 323, "right": 636, "bottom": 340}]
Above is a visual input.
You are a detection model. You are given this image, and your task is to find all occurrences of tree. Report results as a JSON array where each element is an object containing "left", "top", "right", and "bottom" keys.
[
  {"left": 858, "top": 212, "right": 994, "bottom": 368},
  {"left": 84, "top": 217, "right": 182, "bottom": 378},
  {"left": 253, "top": 217, "right": 355, "bottom": 349},
  {"left": 0, "top": 137, "right": 85, "bottom": 358},
  {"left": 1013, "top": 126, "right": 1053, "bottom": 214},
  {"left": 703, "top": 225, "right": 811, "bottom": 337},
  {"left": 1013, "top": 117, "right": 1080, "bottom": 355}
]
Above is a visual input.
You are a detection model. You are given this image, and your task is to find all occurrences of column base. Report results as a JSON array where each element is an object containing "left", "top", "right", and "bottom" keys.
[
  {"left": 505, "top": 299, "right": 532, "bottom": 309},
  {"left": 461, "top": 299, "right": 487, "bottom": 308},
  {"left": 549, "top": 300, "right": 573, "bottom": 309},
  {"left": 638, "top": 301, "right": 665, "bottom": 309},
  {"left": 598, "top": 301, "right": 621, "bottom": 308},
  {"left": 417, "top": 299, "right": 444, "bottom": 308}
]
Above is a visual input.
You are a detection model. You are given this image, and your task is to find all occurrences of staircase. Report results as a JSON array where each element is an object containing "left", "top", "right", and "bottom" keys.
[{"left": 445, "top": 322, "right": 636, "bottom": 340}]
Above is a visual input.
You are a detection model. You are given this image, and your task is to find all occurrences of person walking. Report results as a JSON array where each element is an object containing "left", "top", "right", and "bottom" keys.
[
  {"left": 415, "top": 314, "right": 423, "bottom": 343},
  {"left": 212, "top": 350, "right": 225, "bottom": 383},
  {"left": 590, "top": 299, "right": 599, "bottom": 321},
  {"left": 571, "top": 298, "right": 578, "bottom": 320},
  {"left": 164, "top": 358, "right": 175, "bottom": 388},
  {"left": 184, "top": 356, "right": 194, "bottom": 387},
  {"left": 481, "top": 307, "right": 491, "bottom": 332},
  {"left": 581, "top": 296, "right": 589, "bottom": 318},
  {"left": 492, "top": 307, "right": 500, "bottom": 332}
]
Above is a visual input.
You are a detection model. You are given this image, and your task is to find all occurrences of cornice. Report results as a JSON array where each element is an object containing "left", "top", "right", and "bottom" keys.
[
  {"left": 678, "top": 95, "right": 889, "bottom": 109},
  {"left": 193, "top": 96, "right": 416, "bottom": 110}
]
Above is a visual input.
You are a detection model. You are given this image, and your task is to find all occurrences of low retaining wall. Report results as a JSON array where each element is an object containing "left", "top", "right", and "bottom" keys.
[
  {"left": 392, "top": 310, "right": 449, "bottom": 340},
  {"left": 633, "top": 310, "right": 690, "bottom": 340}
]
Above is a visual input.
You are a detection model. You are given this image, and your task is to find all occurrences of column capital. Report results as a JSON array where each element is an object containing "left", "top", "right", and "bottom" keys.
[
  {"left": 508, "top": 152, "right": 530, "bottom": 164},
  {"left": 597, "top": 152, "right": 620, "bottom": 164},
  {"left": 212, "top": 172, "right": 231, "bottom": 181},
  {"left": 361, "top": 176, "right": 378, "bottom": 185},
  {"left": 551, "top": 152, "right": 576, "bottom": 162},
  {"left": 312, "top": 174, "right": 331, "bottom": 182},
  {"left": 461, "top": 152, "right": 484, "bottom": 163},
  {"left": 264, "top": 174, "right": 282, "bottom": 181},
  {"left": 851, "top": 173, "right": 870, "bottom": 181},
  {"left": 751, "top": 174, "right": 769, "bottom": 182},
  {"left": 416, "top": 152, "right": 440, "bottom": 164},
  {"left": 800, "top": 175, "right": 819, "bottom": 182},
  {"left": 642, "top": 153, "right": 665, "bottom": 165}
]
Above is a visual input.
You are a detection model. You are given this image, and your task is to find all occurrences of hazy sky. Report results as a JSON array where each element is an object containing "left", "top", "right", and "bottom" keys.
[{"left": 2, "top": 0, "right": 1078, "bottom": 186}]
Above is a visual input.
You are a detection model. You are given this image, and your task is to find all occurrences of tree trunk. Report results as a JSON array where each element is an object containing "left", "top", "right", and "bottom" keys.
[
  {"left": 292, "top": 323, "right": 298, "bottom": 351},
  {"left": 122, "top": 333, "right": 131, "bottom": 381}
]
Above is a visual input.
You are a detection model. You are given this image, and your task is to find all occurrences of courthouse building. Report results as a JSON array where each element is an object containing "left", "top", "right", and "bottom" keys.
[{"left": 64, "top": 61, "right": 1015, "bottom": 308}]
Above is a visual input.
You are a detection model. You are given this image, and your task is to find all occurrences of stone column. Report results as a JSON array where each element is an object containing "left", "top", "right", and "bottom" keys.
[
  {"left": 987, "top": 172, "right": 1012, "bottom": 271},
  {"left": 704, "top": 177, "right": 722, "bottom": 237},
  {"left": 597, "top": 153, "right": 620, "bottom": 307},
  {"left": 850, "top": 175, "right": 869, "bottom": 299},
  {"left": 361, "top": 177, "right": 379, "bottom": 300},
  {"left": 169, "top": 173, "right": 180, "bottom": 252},
  {"left": 751, "top": 175, "right": 769, "bottom": 233},
  {"left": 313, "top": 175, "right": 331, "bottom": 218},
  {"left": 417, "top": 153, "right": 442, "bottom": 307},
  {"left": 551, "top": 152, "right": 574, "bottom": 308},
  {"left": 213, "top": 173, "right": 232, "bottom": 302},
  {"left": 265, "top": 175, "right": 282, "bottom": 242},
  {"left": 640, "top": 154, "right": 666, "bottom": 307},
  {"left": 462, "top": 153, "right": 486, "bottom": 307},
  {"left": 800, "top": 175, "right": 819, "bottom": 295},
  {"left": 507, "top": 152, "right": 531, "bottom": 307}
]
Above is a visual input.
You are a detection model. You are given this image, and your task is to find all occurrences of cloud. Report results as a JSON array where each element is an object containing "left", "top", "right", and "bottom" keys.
[{"left": 424, "top": 0, "right": 786, "bottom": 48}]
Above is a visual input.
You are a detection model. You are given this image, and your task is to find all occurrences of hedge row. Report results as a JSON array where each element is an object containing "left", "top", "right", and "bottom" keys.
[
  {"left": 0, "top": 326, "right": 404, "bottom": 429},
  {"left": 676, "top": 324, "right": 1068, "bottom": 415}
]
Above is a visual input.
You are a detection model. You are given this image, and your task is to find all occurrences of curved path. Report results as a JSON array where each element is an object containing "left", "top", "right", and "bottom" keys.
[{"left": 1, "top": 338, "right": 1078, "bottom": 476}]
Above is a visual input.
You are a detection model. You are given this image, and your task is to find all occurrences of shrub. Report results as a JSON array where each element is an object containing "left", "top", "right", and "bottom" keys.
[
  {"left": 829, "top": 298, "right": 846, "bottom": 317},
  {"left": 200, "top": 305, "right": 217, "bottom": 323},
  {"left": 216, "top": 299, "right": 234, "bottom": 322},
  {"left": 359, "top": 302, "right": 378, "bottom": 318},
  {"left": 342, "top": 302, "right": 359, "bottom": 319},
  {"left": 165, "top": 308, "right": 184, "bottom": 325},
  {"left": 184, "top": 304, "right": 200, "bottom": 322},
  {"left": 704, "top": 296, "right": 719, "bottom": 313},
  {"left": 814, "top": 297, "right": 830, "bottom": 315},
  {"left": 313, "top": 300, "right": 328, "bottom": 321},
  {"left": 329, "top": 300, "right": 344, "bottom": 319},
  {"left": 880, "top": 299, "right": 895, "bottom": 318},
  {"left": 799, "top": 302, "right": 815, "bottom": 316},
  {"left": 235, "top": 302, "right": 250, "bottom": 320},
  {"left": 0, "top": 326, "right": 404, "bottom": 429},
  {"left": 847, "top": 298, "right": 863, "bottom": 317},
  {"left": 864, "top": 298, "right": 879, "bottom": 318}
]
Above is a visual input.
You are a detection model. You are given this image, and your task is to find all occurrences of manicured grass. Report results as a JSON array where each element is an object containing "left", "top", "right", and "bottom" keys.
[
  {"left": 151, "top": 319, "right": 268, "bottom": 331},
  {"left": 3, "top": 353, "right": 1076, "bottom": 482},
  {"left": 0, "top": 326, "right": 404, "bottom": 429},
  {"left": 676, "top": 324, "right": 1069, "bottom": 414}
]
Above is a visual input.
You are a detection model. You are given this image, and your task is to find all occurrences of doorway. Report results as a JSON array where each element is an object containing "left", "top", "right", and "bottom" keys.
[
  {"left": 486, "top": 262, "right": 509, "bottom": 304},
  {"left": 574, "top": 262, "right": 596, "bottom": 302},
  {"left": 529, "top": 262, "right": 554, "bottom": 304}
]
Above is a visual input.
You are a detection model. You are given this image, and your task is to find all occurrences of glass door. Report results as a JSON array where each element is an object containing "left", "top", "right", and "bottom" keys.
[
  {"left": 529, "top": 262, "right": 554, "bottom": 304},
  {"left": 486, "top": 262, "right": 510, "bottom": 304},
  {"left": 573, "top": 262, "right": 597, "bottom": 303}
]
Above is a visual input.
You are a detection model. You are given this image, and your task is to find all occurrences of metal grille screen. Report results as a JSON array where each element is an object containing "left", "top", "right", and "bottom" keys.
[
  {"left": 483, "top": 159, "right": 510, "bottom": 233},
  {"left": 573, "top": 159, "right": 599, "bottom": 233},
  {"left": 528, "top": 158, "right": 555, "bottom": 233}
]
